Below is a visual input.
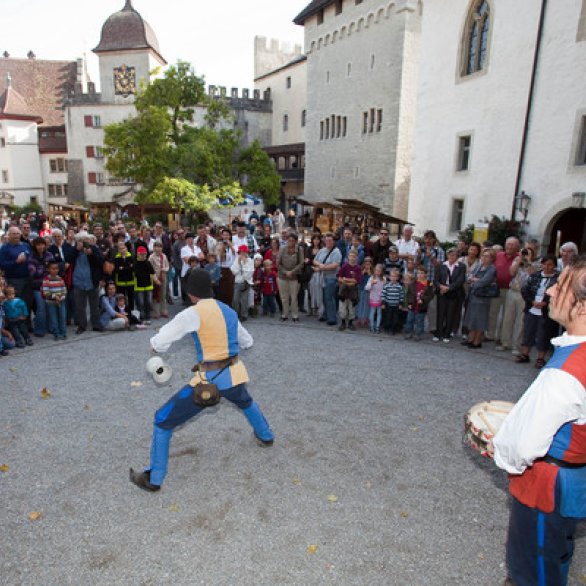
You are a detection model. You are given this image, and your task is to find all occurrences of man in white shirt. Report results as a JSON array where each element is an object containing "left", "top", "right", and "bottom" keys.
[
  {"left": 395, "top": 225, "right": 420, "bottom": 261},
  {"left": 232, "top": 222, "right": 258, "bottom": 257},
  {"left": 493, "top": 254, "right": 586, "bottom": 585}
]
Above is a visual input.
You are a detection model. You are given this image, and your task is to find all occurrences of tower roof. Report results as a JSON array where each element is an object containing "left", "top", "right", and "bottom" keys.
[
  {"left": 93, "top": 0, "right": 166, "bottom": 65},
  {"left": 294, "top": 0, "right": 334, "bottom": 25},
  {"left": 0, "top": 80, "right": 43, "bottom": 123}
]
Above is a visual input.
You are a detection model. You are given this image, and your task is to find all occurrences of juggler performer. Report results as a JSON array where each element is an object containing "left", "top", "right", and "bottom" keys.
[
  {"left": 130, "top": 269, "right": 274, "bottom": 492},
  {"left": 493, "top": 254, "right": 586, "bottom": 585}
]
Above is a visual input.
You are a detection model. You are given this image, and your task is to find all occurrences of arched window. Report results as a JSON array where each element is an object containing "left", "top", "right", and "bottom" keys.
[{"left": 463, "top": 0, "right": 490, "bottom": 76}]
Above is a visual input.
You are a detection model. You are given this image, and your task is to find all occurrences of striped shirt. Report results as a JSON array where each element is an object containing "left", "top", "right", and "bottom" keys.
[
  {"left": 381, "top": 282, "right": 404, "bottom": 307},
  {"left": 41, "top": 275, "right": 67, "bottom": 303}
]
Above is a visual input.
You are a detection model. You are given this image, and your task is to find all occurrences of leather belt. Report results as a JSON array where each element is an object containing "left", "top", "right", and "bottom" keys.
[
  {"left": 542, "top": 455, "right": 586, "bottom": 469},
  {"left": 192, "top": 356, "right": 239, "bottom": 373}
]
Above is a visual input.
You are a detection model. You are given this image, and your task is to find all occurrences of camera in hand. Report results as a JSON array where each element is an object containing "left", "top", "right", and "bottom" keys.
[{"left": 521, "top": 248, "right": 528, "bottom": 256}]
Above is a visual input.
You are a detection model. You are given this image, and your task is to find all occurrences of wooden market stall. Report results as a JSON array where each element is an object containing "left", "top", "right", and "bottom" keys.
[{"left": 47, "top": 203, "right": 88, "bottom": 226}]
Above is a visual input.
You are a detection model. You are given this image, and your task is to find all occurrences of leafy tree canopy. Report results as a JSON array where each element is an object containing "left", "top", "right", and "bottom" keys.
[{"left": 104, "top": 61, "right": 281, "bottom": 212}]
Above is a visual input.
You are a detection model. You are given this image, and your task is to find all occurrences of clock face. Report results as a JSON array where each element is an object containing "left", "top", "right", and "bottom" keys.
[{"left": 113, "top": 64, "right": 136, "bottom": 97}]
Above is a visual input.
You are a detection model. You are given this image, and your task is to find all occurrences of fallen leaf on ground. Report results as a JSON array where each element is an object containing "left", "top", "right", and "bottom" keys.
[
  {"left": 410, "top": 426, "right": 418, "bottom": 431},
  {"left": 130, "top": 381, "right": 143, "bottom": 388},
  {"left": 363, "top": 480, "right": 372, "bottom": 489},
  {"left": 400, "top": 511, "right": 409, "bottom": 518},
  {"left": 580, "top": 575, "right": 586, "bottom": 584},
  {"left": 307, "top": 544, "right": 318, "bottom": 554},
  {"left": 84, "top": 405, "right": 91, "bottom": 411},
  {"left": 327, "top": 494, "right": 338, "bottom": 503},
  {"left": 40, "top": 388, "right": 52, "bottom": 399},
  {"left": 9, "top": 367, "right": 18, "bottom": 373},
  {"left": 168, "top": 502, "right": 180, "bottom": 512},
  {"left": 478, "top": 553, "right": 485, "bottom": 561},
  {"left": 28, "top": 511, "right": 43, "bottom": 521},
  {"left": 0, "top": 464, "right": 9, "bottom": 472},
  {"left": 292, "top": 477, "right": 301, "bottom": 485}
]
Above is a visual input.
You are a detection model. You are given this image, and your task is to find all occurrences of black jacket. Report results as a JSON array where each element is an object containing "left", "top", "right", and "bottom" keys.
[{"left": 434, "top": 262, "right": 466, "bottom": 298}]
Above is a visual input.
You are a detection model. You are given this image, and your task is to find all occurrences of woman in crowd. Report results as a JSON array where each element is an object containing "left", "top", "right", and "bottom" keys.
[
  {"left": 307, "top": 233, "right": 324, "bottom": 317},
  {"left": 277, "top": 233, "right": 304, "bottom": 322},
  {"left": 100, "top": 282, "right": 128, "bottom": 330},
  {"left": 455, "top": 241, "right": 482, "bottom": 337},
  {"left": 28, "top": 236, "right": 54, "bottom": 337},
  {"left": 216, "top": 229, "right": 236, "bottom": 305},
  {"left": 516, "top": 254, "right": 559, "bottom": 368},
  {"left": 462, "top": 248, "right": 497, "bottom": 349}
]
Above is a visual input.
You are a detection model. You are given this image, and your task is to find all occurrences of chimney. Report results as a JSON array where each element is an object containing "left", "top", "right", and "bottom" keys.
[
  {"left": 2, "top": 51, "right": 9, "bottom": 59},
  {"left": 27, "top": 50, "right": 36, "bottom": 59},
  {"left": 5, "top": 72, "right": 12, "bottom": 88}
]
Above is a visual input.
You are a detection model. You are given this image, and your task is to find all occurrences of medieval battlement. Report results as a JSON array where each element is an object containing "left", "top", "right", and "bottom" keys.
[{"left": 254, "top": 35, "right": 303, "bottom": 80}]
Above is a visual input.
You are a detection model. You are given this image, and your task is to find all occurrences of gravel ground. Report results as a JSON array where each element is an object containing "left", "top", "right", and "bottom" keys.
[{"left": 1, "top": 310, "right": 585, "bottom": 585}]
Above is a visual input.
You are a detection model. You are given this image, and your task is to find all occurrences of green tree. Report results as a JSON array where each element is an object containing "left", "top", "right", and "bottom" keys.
[{"left": 104, "top": 61, "right": 280, "bottom": 213}]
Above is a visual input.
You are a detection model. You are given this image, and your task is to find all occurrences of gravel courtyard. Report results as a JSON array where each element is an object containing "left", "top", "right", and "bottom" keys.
[{"left": 2, "top": 315, "right": 585, "bottom": 585}]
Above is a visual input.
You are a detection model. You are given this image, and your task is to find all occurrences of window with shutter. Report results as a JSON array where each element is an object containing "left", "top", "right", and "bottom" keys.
[
  {"left": 88, "top": 172, "right": 97, "bottom": 184},
  {"left": 86, "top": 146, "right": 94, "bottom": 158},
  {"left": 84, "top": 115, "right": 93, "bottom": 127}
]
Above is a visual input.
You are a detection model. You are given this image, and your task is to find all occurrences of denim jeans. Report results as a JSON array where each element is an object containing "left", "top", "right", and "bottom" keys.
[
  {"left": 323, "top": 277, "right": 338, "bottom": 323},
  {"left": 0, "top": 334, "right": 15, "bottom": 351},
  {"left": 369, "top": 306, "right": 382, "bottom": 331},
  {"left": 135, "top": 290, "right": 153, "bottom": 321},
  {"left": 32, "top": 289, "right": 47, "bottom": 336},
  {"left": 7, "top": 319, "right": 29, "bottom": 346},
  {"left": 405, "top": 311, "right": 425, "bottom": 335},
  {"left": 47, "top": 302, "right": 67, "bottom": 338},
  {"left": 262, "top": 294, "right": 277, "bottom": 315}
]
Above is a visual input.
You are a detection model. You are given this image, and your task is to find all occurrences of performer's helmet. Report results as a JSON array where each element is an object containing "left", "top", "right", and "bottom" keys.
[{"left": 186, "top": 268, "right": 213, "bottom": 299}]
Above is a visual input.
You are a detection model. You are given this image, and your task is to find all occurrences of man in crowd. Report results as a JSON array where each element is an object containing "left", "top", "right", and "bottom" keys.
[
  {"left": 313, "top": 233, "right": 342, "bottom": 326},
  {"left": 92, "top": 223, "right": 111, "bottom": 259},
  {"left": 232, "top": 222, "right": 258, "bottom": 257},
  {"left": 558, "top": 242, "right": 579, "bottom": 272},
  {"left": 0, "top": 226, "right": 33, "bottom": 314},
  {"left": 493, "top": 254, "right": 586, "bottom": 585},
  {"left": 395, "top": 224, "right": 420, "bottom": 262},
  {"left": 337, "top": 227, "right": 354, "bottom": 264},
  {"left": 372, "top": 227, "right": 392, "bottom": 265}
]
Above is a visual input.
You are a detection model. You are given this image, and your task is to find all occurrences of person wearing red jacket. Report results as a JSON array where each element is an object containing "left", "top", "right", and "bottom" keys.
[{"left": 261, "top": 259, "right": 278, "bottom": 317}]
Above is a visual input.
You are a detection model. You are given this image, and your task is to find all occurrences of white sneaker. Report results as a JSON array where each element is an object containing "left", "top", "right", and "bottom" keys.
[
  {"left": 512, "top": 349, "right": 522, "bottom": 357},
  {"left": 443, "top": 338, "right": 450, "bottom": 343},
  {"left": 432, "top": 336, "right": 440, "bottom": 342},
  {"left": 496, "top": 345, "right": 506, "bottom": 351}
]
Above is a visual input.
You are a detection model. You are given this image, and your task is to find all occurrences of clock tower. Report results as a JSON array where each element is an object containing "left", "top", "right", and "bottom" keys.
[{"left": 93, "top": 0, "right": 166, "bottom": 104}]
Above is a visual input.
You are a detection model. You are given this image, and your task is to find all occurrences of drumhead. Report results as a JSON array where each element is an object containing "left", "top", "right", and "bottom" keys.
[{"left": 466, "top": 400, "right": 514, "bottom": 441}]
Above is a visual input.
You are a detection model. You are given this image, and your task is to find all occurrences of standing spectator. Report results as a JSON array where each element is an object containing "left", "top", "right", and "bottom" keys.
[
  {"left": 153, "top": 222, "right": 172, "bottom": 260},
  {"left": 261, "top": 259, "right": 278, "bottom": 316},
  {"left": 39, "top": 221, "right": 52, "bottom": 238},
  {"left": 404, "top": 267, "right": 435, "bottom": 341},
  {"left": 273, "top": 208, "right": 285, "bottom": 235},
  {"left": 216, "top": 230, "right": 236, "bottom": 306},
  {"left": 365, "top": 264, "right": 385, "bottom": 334},
  {"left": 171, "top": 229, "right": 186, "bottom": 300},
  {"left": 433, "top": 247, "right": 466, "bottom": 343},
  {"left": 488, "top": 237, "right": 520, "bottom": 343},
  {"left": 92, "top": 223, "right": 111, "bottom": 259},
  {"left": 516, "top": 255, "right": 559, "bottom": 369},
  {"left": 180, "top": 233, "right": 202, "bottom": 305},
  {"left": 371, "top": 227, "right": 392, "bottom": 265},
  {"left": 149, "top": 241, "right": 169, "bottom": 319},
  {"left": 381, "top": 269, "right": 404, "bottom": 335},
  {"left": 72, "top": 232, "right": 103, "bottom": 334},
  {"left": 113, "top": 240, "right": 136, "bottom": 311},
  {"left": 313, "top": 233, "right": 342, "bottom": 326},
  {"left": 231, "top": 245, "right": 254, "bottom": 320},
  {"left": 195, "top": 224, "right": 216, "bottom": 263},
  {"left": 277, "top": 233, "right": 305, "bottom": 322},
  {"left": 456, "top": 241, "right": 482, "bottom": 337},
  {"left": 0, "top": 226, "right": 32, "bottom": 318},
  {"left": 251, "top": 254, "right": 264, "bottom": 316},
  {"left": 336, "top": 249, "right": 362, "bottom": 331},
  {"left": 336, "top": 227, "right": 354, "bottom": 264},
  {"left": 42, "top": 260, "right": 67, "bottom": 340},
  {"left": 20, "top": 222, "right": 32, "bottom": 244},
  {"left": 258, "top": 223, "right": 273, "bottom": 255},
  {"left": 462, "top": 248, "right": 497, "bottom": 349},
  {"left": 557, "top": 241, "right": 578, "bottom": 272},
  {"left": 28, "top": 236, "right": 54, "bottom": 337},
  {"left": 395, "top": 225, "right": 420, "bottom": 261},
  {"left": 204, "top": 252, "right": 221, "bottom": 299},
  {"left": 307, "top": 234, "right": 324, "bottom": 317},
  {"left": 134, "top": 246, "right": 155, "bottom": 324},
  {"left": 287, "top": 208, "right": 297, "bottom": 230},
  {"left": 296, "top": 237, "right": 312, "bottom": 313},
  {"left": 383, "top": 246, "right": 405, "bottom": 277},
  {"left": 498, "top": 246, "right": 536, "bottom": 355},
  {"left": 355, "top": 256, "right": 373, "bottom": 328},
  {"left": 420, "top": 230, "right": 445, "bottom": 334},
  {"left": 232, "top": 222, "right": 258, "bottom": 256}
]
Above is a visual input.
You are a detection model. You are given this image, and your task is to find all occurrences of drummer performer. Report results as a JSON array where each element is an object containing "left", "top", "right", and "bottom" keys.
[
  {"left": 492, "top": 254, "right": 586, "bottom": 585},
  {"left": 130, "top": 269, "right": 274, "bottom": 492}
]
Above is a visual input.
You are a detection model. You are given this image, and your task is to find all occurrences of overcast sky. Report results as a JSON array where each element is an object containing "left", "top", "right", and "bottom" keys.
[{"left": 2, "top": 0, "right": 308, "bottom": 90}]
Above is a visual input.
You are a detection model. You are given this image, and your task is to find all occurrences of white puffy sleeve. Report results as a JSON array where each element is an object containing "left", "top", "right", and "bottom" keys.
[
  {"left": 238, "top": 321, "right": 253, "bottom": 350},
  {"left": 150, "top": 307, "right": 200, "bottom": 353}
]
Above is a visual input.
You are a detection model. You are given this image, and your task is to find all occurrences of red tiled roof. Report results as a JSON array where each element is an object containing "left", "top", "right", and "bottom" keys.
[
  {"left": 0, "top": 58, "right": 77, "bottom": 126},
  {"left": 0, "top": 85, "right": 43, "bottom": 122}
]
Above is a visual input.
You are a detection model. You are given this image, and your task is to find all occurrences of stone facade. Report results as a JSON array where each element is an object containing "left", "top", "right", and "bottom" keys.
[
  {"left": 409, "top": 0, "right": 586, "bottom": 248},
  {"left": 297, "top": 0, "right": 422, "bottom": 219}
]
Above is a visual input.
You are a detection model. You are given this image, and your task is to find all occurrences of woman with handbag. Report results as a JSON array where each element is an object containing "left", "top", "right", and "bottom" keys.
[
  {"left": 462, "top": 248, "right": 497, "bottom": 348},
  {"left": 307, "top": 234, "right": 324, "bottom": 317},
  {"left": 277, "top": 233, "right": 305, "bottom": 322}
]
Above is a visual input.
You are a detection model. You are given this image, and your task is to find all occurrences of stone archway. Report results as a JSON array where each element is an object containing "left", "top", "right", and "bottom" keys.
[{"left": 546, "top": 207, "right": 586, "bottom": 254}]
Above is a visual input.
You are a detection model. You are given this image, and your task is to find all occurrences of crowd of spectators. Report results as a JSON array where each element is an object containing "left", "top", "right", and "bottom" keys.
[{"left": 0, "top": 209, "right": 581, "bottom": 370}]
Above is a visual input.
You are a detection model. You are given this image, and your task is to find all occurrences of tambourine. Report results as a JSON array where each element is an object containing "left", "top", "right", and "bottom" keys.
[{"left": 464, "top": 400, "right": 514, "bottom": 457}]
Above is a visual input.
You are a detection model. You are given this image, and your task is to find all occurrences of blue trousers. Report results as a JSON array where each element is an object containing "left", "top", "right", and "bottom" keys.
[
  {"left": 0, "top": 335, "right": 15, "bottom": 352},
  {"left": 405, "top": 310, "right": 425, "bottom": 335},
  {"left": 47, "top": 302, "right": 67, "bottom": 338},
  {"left": 147, "top": 383, "right": 273, "bottom": 485},
  {"left": 322, "top": 277, "right": 337, "bottom": 323},
  {"left": 507, "top": 496, "right": 577, "bottom": 586},
  {"left": 32, "top": 290, "right": 47, "bottom": 336}
]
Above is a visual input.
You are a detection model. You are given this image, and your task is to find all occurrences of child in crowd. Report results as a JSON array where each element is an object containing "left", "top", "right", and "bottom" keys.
[
  {"left": 252, "top": 253, "right": 264, "bottom": 317},
  {"left": 113, "top": 240, "right": 135, "bottom": 311},
  {"left": 114, "top": 293, "right": 145, "bottom": 330},
  {"left": 404, "top": 258, "right": 416, "bottom": 279},
  {"left": 41, "top": 260, "right": 67, "bottom": 340},
  {"left": 149, "top": 241, "right": 169, "bottom": 319},
  {"left": 3, "top": 285, "right": 33, "bottom": 347},
  {"left": 337, "top": 249, "right": 362, "bottom": 331},
  {"left": 404, "top": 267, "right": 435, "bottom": 341},
  {"left": 261, "top": 259, "right": 278, "bottom": 317},
  {"left": 400, "top": 272, "right": 413, "bottom": 328},
  {"left": 381, "top": 269, "right": 404, "bottom": 335},
  {"left": 231, "top": 245, "right": 254, "bottom": 320},
  {"left": 0, "top": 289, "right": 16, "bottom": 356},
  {"left": 134, "top": 246, "right": 155, "bottom": 324},
  {"left": 365, "top": 263, "right": 385, "bottom": 334},
  {"left": 204, "top": 252, "right": 221, "bottom": 299},
  {"left": 349, "top": 234, "right": 365, "bottom": 265},
  {"left": 355, "top": 256, "right": 373, "bottom": 328},
  {"left": 384, "top": 246, "right": 405, "bottom": 278}
]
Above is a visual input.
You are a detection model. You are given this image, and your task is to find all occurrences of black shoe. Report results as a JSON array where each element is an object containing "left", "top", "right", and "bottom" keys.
[
  {"left": 92, "top": 326, "right": 104, "bottom": 332},
  {"left": 280, "top": 317, "right": 288, "bottom": 322},
  {"left": 0, "top": 350, "right": 8, "bottom": 357},
  {"left": 327, "top": 321, "right": 337, "bottom": 326},
  {"left": 338, "top": 320, "right": 346, "bottom": 331},
  {"left": 16, "top": 342, "right": 25, "bottom": 349},
  {"left": 348, "top": 320, "right": 356, "bottom": 331},
  {"left": 25, "top": 339, "right": 34, "bottom": 346},
  {"left": 292, "top": 318, "right": 299, "bottom": 323},
  {"left": 318, "top": 317, "right": 327, "bottom": 322},
  {"left": 75, "top": 327, "right": 85, "bottom": 335},
  {"left": 129, "top": 468, "right": 160, "bottom": 492}
]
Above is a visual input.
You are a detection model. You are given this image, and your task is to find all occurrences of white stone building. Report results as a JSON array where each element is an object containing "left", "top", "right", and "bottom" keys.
[
  {"left": 409, "top": 0, "right": 586, "bottom": 250},
  {"left": 293, "top": 0, "right": 422, "bottom": 221}
]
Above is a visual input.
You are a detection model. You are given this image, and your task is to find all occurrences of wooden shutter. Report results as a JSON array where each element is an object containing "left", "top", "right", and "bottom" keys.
[
  {"left": 84, "top": 115, "right": 93, "bottom": 127},
  {"left": 86, "top": 146, "right": 94, "bottom": 158},
  {"left": 88, "top": 172, "right": 97, "bottom": 184}
]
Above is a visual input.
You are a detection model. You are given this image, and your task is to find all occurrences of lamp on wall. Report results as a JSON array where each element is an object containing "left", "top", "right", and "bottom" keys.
[
  {"left": 514, "top": 190, "right": 532, "bottom": 222},
  {"left": 572, "top": 192, "right": 585, "bottom": 208}
]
